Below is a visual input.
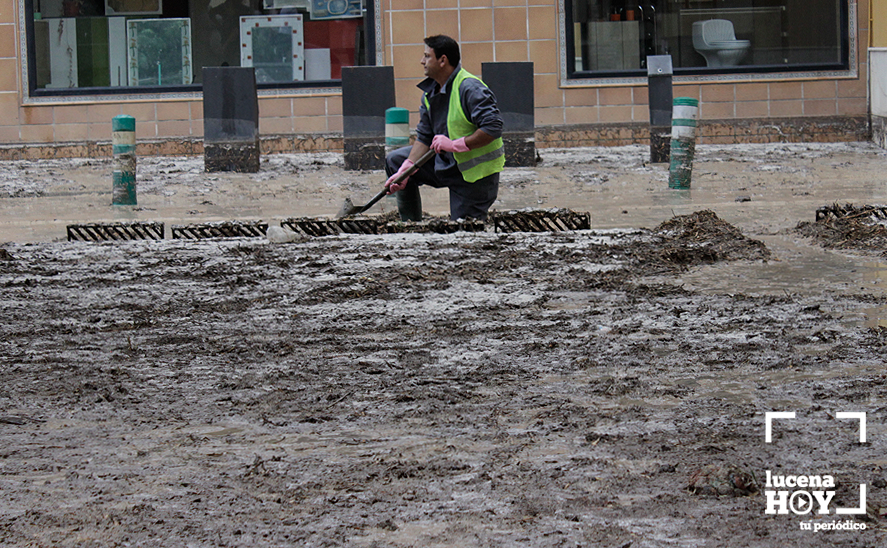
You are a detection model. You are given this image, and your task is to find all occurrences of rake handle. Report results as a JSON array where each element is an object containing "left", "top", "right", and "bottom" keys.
[{"left": 357, "top": 149, "right": 436, "bottom": 215}]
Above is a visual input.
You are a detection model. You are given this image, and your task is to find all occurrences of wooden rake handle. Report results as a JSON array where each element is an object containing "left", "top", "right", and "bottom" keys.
[{"left": 357, "top": 149, "right": 436, "bottom": 215}]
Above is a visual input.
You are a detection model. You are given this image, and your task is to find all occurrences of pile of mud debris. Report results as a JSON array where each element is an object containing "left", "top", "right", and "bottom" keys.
[
  {"left": 584, "top": 210, "right": 772, "bottom": 282},
  {"left": 796, "top": 203, "right": 887, "bottom": 257},
  {"left": 650, "top": 209, "right": 772, "bottom": 268}
]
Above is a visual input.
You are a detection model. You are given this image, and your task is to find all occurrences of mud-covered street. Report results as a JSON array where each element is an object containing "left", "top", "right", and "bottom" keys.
[{"left": 1, "top": 143, "right": 887, "bottom": 546}]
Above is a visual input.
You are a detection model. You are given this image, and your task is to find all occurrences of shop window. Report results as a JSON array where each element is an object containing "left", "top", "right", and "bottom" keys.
[
  {"left": 127, "top": 18, "right": 193, "bottom": 86},
  {"left": 567, "top": 0, "right": 849, "bottom": 77},
  {"left": 26, "top": 0, "right": 374, "bottom": 94},
  {"left": 240, "top": 16, "right": 305, "bottom": 83}
]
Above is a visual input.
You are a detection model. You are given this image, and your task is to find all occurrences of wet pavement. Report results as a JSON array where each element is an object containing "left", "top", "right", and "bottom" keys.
[
  {"left": 2, "top": 141, "right": 886, "bottom": 312},
  {"left": 0, "top": 142, "right": 884, "bottom": 242},
  {"left": 3, "top": 142, "right": 887, "bottom": 546}
]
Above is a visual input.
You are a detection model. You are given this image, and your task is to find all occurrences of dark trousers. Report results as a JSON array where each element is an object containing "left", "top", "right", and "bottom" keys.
[{"left": 385, "top": 146, "right": 499, "bottom": 221}]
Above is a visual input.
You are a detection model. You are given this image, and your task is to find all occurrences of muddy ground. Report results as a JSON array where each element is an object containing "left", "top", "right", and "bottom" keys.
[{"left": 1, "top": 143, "right": 887, "bottom": 547}]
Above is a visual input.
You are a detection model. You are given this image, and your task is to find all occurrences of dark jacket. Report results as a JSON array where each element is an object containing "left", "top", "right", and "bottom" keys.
[{"left": 415, "top": 64, "right": 504, "bottom": 178}]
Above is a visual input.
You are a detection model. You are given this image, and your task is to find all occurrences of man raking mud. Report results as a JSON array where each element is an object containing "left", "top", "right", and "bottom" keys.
[{"left": 385, "top": 35, "right": 505, "bottom": 221}]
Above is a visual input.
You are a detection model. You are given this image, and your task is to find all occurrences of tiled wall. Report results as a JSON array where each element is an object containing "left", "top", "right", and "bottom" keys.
[
  {"left": 383, "top": 0, "right": 560, "bottom": 127},
  {"left": 0, "top": 1, "right": 19, "bottom": 144},
  {"left": 0, "top": 0, "right": 873, "bottom": 157}
]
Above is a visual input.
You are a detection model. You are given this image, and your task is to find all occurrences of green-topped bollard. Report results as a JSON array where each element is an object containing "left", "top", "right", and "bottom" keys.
[
  {"left": 668, "top": 97, "right": 699, "bottom": 189},
  {"left": 112, "top": 115, "right": 137, "bottom": 205},
  {"left": 385, "top": 107, "right": 411, "bottom": 209},
  {"left": 385, "top": 107, "right": 410, "bottom": 151}
]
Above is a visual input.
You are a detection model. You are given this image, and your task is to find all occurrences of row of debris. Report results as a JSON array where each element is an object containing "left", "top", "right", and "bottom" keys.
[
  {"left": 797, "top": 203, "right": 887, "bottom": 257},
  {"left": 66, "top": 208, "right": 591, "bottom": 242},
  {"left": 814, "top": 203, "right": 887, "bottom": 223}
]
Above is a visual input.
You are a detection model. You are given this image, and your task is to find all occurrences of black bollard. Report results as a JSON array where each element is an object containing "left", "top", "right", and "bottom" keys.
[
  {"left": 342, "top": 66, "right": 396, "bottom": 171},
  {"left": 203, "top": 67, "right": 260, "bottom": 173},
  {"left": 482, "top": 62, "right": 536, "bottom": 167},
  {"left": 647, "top": 55, "right": 673, "bottom": 164}
]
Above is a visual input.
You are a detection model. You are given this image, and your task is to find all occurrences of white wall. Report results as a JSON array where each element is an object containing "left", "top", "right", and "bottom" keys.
[{"left": 870, "top": 48, "right": 887, "bottom": 117}]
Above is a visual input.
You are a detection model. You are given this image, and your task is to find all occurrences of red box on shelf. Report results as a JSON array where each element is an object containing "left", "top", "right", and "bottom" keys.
[{"left": 304, "top": 19, "right": 361, "bottom": 79}]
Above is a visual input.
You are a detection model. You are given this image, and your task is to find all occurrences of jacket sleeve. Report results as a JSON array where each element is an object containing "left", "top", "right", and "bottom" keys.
[
  {"left": 460, "top": 80, "right": 504, "bottom": 139},
  {"left": 415, "top": 97, "right": 434, "bottom": 147}
]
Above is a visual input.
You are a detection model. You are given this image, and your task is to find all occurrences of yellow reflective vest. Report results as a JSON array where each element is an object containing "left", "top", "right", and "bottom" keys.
[{"left": 424, "top": 68, "right": 505, "bottom": 183}]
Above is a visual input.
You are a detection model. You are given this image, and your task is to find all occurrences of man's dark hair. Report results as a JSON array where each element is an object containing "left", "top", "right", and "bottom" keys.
[{"left": 424, "top": 35, "right": 460, "bottom": 68}]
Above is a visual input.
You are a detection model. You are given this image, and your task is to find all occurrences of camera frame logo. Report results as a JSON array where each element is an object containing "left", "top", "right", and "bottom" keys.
[{"left": 764, "top": 411, "right": 868, "bottom": 532}]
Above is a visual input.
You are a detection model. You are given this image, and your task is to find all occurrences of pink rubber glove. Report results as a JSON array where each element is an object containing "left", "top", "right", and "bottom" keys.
[
  {"left": 431, "top": 135, "right": 470, "bottom": 153},
  {"left": 386, "top": 159, "right": 414, "bottom": 193}
]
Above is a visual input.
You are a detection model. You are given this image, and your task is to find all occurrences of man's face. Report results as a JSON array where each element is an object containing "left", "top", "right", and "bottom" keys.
[{"left": 421, "top": 45, "right": 445, "bottom": 79}]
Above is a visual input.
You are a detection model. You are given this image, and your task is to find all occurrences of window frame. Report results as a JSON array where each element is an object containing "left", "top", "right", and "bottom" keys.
[
  {"left": 20, "top": 0, "right": 381, "bottom": 102},
  {"left": 559, "top": 0, "right": 857, "bottom": 86}
]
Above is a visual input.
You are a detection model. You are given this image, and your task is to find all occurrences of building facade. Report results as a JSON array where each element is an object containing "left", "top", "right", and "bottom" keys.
[{"left": 0, "top": 0, "right": 873, "bottom": 158}]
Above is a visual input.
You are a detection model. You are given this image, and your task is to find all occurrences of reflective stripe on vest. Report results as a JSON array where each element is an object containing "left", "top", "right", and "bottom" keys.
[{"left": 424, "top": 69, "right": 505, "bottom": 183}]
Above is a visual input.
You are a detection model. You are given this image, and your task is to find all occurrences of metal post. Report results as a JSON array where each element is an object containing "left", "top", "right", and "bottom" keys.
[
  {"left": 668, "top": 97, "right": 699, "bottom": 189},
  {"left": 385, "top": 107, "right": 410, "bottom": 208},
  {"left": 111, "top": 114, "right": 137, "bottom": 205},
  {"left": 342, "top": 66, "right": 396, "bottom": 171},
  {"left": 385, "top": 107, "right": 410, "bottom": 151},
  {"left": 482, "top": 62, "right": 536, "bottom": 167},
  {"left": 202, "top": 67, "right": 260, "bottom": 173},
  {"left": 647, "top": 55, "right": 673, "bottom": 163}
]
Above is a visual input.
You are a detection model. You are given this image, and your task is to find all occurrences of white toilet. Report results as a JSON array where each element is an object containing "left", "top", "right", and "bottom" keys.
[{"left": 692, "top": 19, "right": 750, "bottom": 67}]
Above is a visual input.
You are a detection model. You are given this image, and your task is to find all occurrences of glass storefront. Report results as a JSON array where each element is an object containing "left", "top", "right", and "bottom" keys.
[
  {"left": 26, "top": 0, "right": 374, "bottom": 94},
  {"left": 568, "top": 0, "right": 848, "bottom": 76}
]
